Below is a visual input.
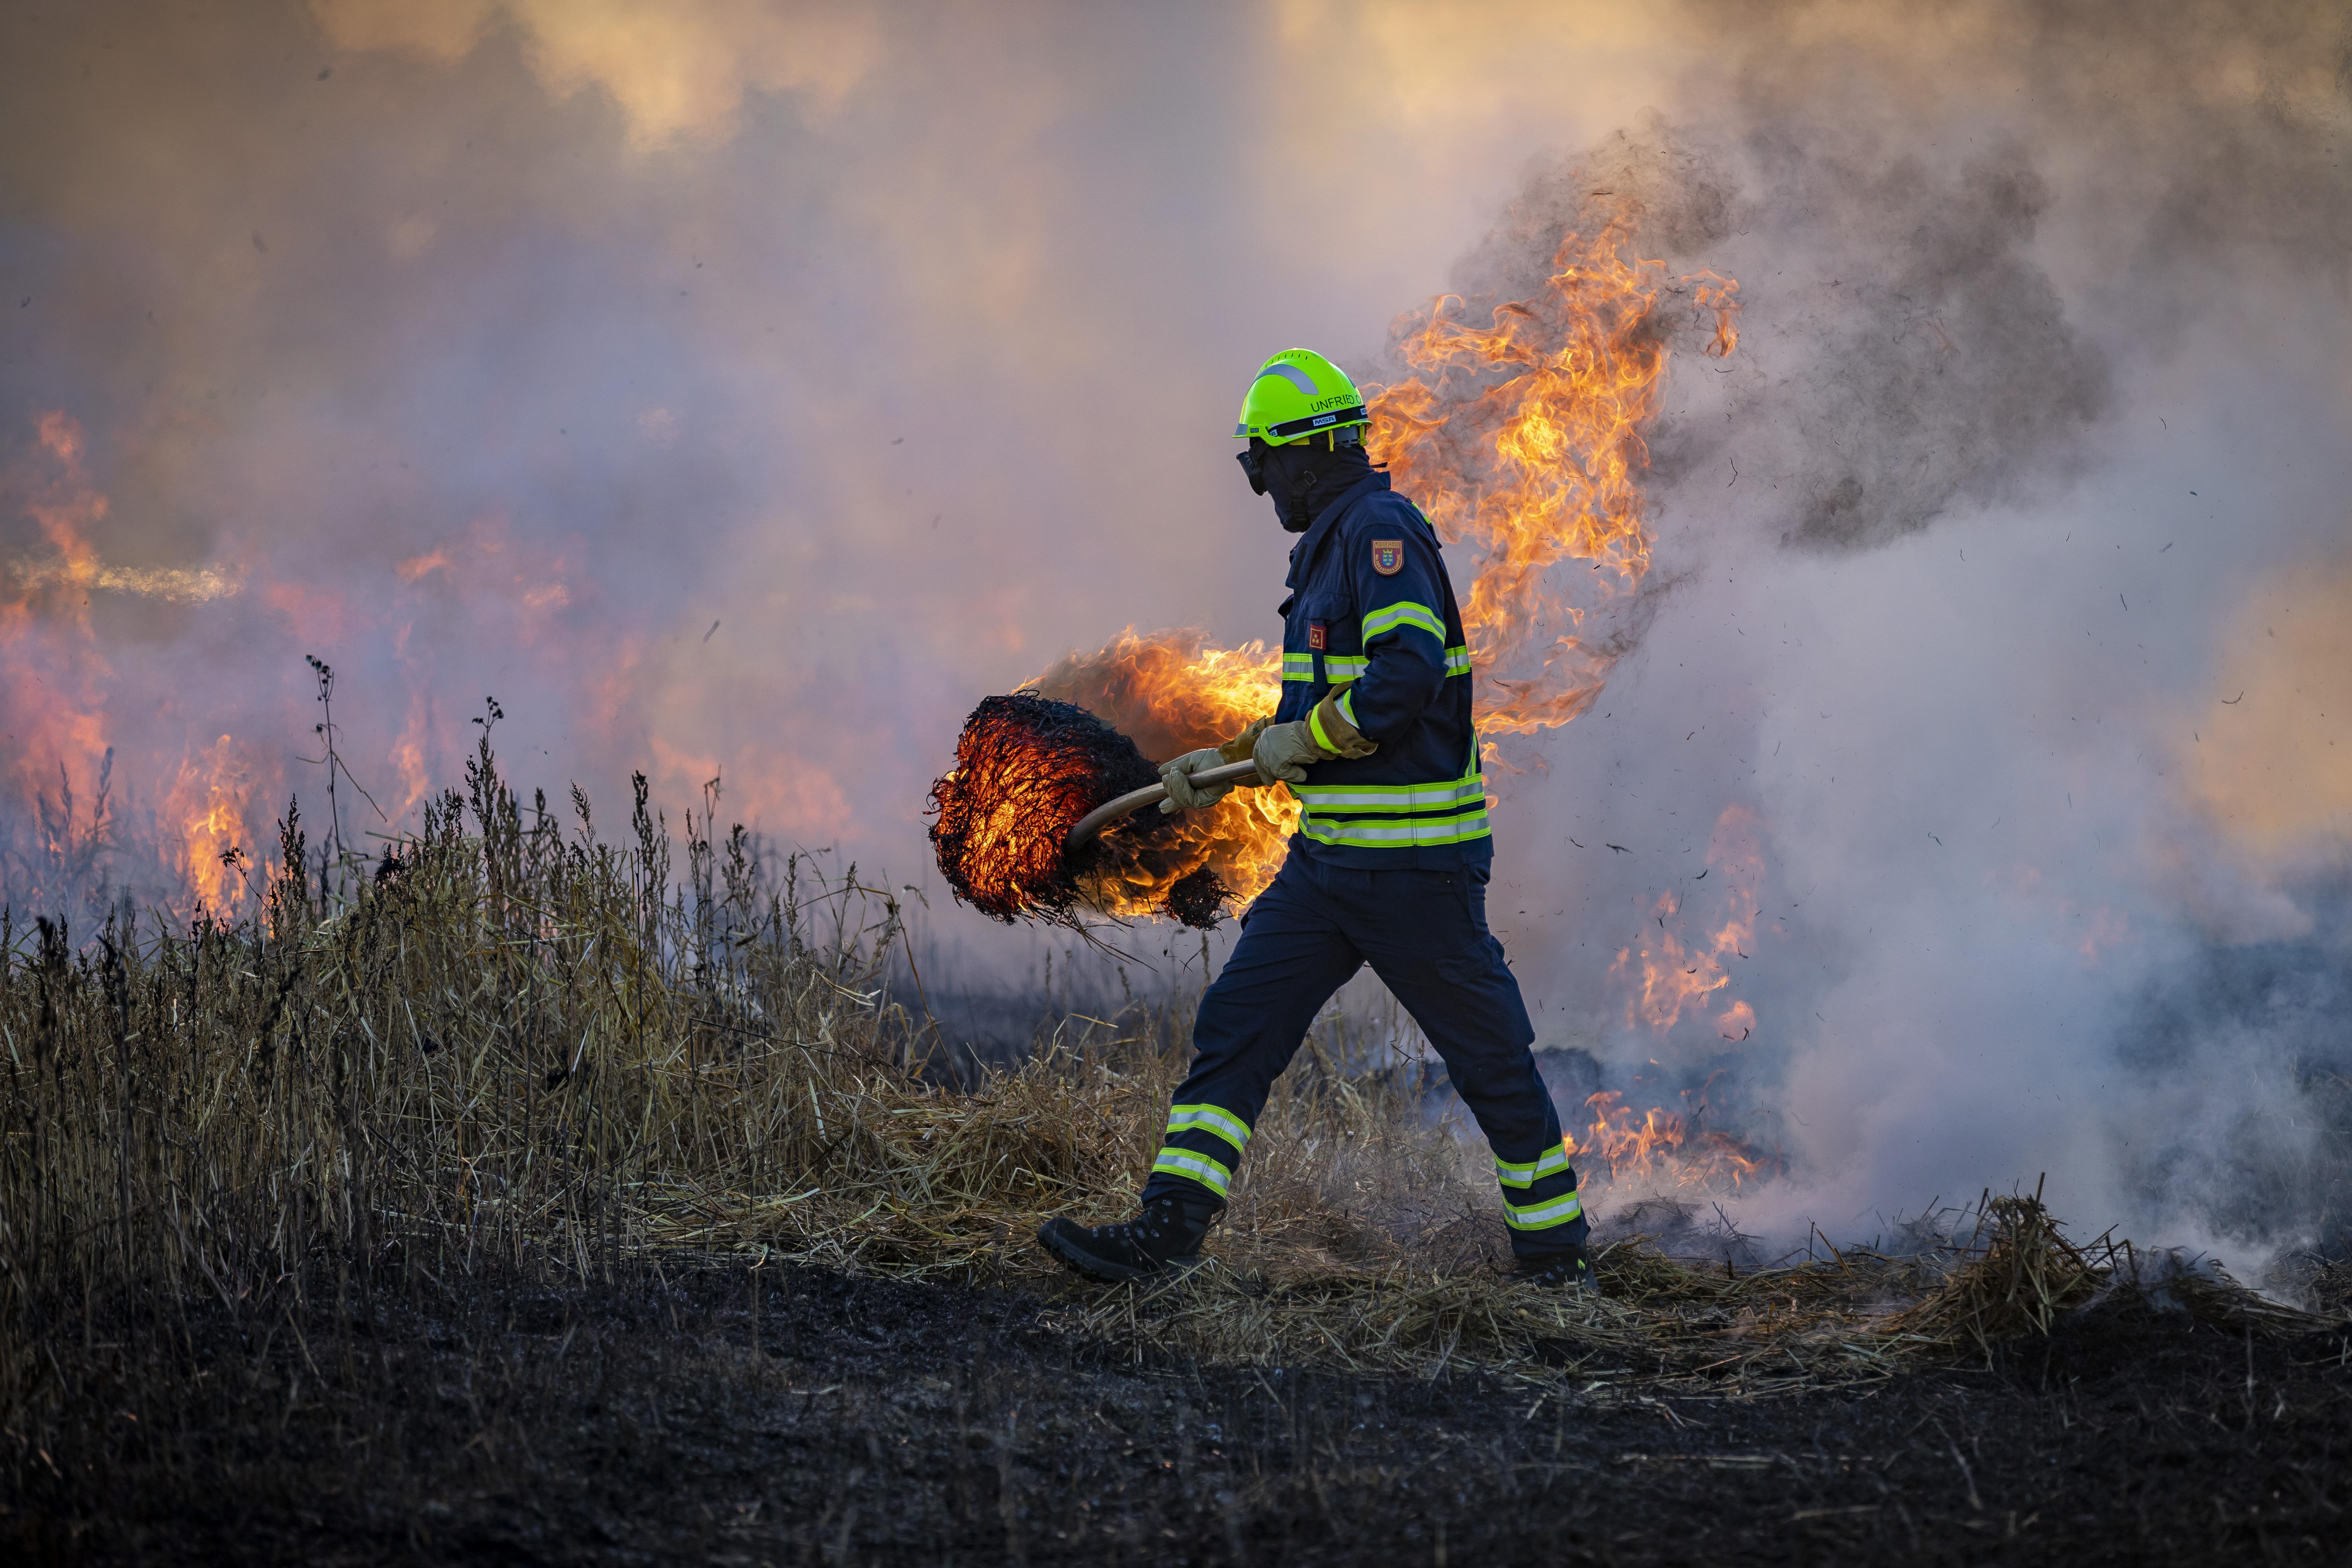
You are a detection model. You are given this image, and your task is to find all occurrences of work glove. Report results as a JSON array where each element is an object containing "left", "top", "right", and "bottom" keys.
[
  {"left": 1251, "top": 690, "right": 1376, "bottom": 785},
  {"left": 1159, "top": 718, "right": 1273, "bottom": 813}
]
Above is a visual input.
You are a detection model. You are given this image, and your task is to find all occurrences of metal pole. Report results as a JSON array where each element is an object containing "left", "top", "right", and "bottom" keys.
[{"left": 1064, "top": 759, "right": 1262, "bottom": 856}]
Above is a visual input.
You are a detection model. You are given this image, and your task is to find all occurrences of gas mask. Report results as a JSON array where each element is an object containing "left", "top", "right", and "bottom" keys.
[{"left": 1237, "top": 432, "right": 1364, "bottom": 532}]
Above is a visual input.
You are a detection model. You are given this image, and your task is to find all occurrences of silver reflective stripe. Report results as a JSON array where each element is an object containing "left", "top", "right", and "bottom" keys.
[
  {"left": 1504, "top": 1191, "right": 1585, "bottom": 1230},
  {"left": 1445, "top": 646, "right": 1471, "bottom": 676},
  {"left": 1166, "top": 1103, "right": 1252, "bottom": 1157},
  {"left": 1337, "top": 688, "right": 1358, "bottom": 729},
  {"left": 1282, "top": 652, "right": 1315, "bottom": 682},
  {"left": 1151, "top": 1147, "right": 1233, "bottom": 1196},
  {"left": 1495, "top": 1143, "right": 1573, "bottom": 1189},
  {"left": 1253, "top": 361, "right": 1322, "bottom": 395}
]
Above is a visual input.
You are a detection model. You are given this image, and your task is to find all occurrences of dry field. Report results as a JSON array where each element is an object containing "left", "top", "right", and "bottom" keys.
[{"left": 4, "top": 747, "right": 2349, "bottom": 1564}]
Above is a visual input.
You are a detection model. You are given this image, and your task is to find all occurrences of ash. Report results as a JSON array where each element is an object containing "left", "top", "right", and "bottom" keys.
[{"left": 12, "top": 1257, "right": 2350, "bottom": 1565}]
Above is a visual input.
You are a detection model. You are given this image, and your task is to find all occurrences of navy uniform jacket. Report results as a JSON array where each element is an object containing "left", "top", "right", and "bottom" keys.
[{"left": 1272, "top": 469, "right": 1490, "bottom": 870}]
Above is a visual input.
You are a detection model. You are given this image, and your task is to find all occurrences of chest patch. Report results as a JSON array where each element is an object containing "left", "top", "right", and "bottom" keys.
[
  {"left": 1370, "top": 538, "right": 1405, "bottom": 576},
  {"left": 1307, "top": 621, "right": 1327, "bottom": 651}
]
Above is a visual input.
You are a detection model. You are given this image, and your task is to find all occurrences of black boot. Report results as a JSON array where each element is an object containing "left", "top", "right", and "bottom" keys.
[
  {"left": 1509, "top": 1243, "right": 1597, "bottom": 1294},
  {"left": 1036, "top": 1196, "right": 1220, "bottom": 1282}
]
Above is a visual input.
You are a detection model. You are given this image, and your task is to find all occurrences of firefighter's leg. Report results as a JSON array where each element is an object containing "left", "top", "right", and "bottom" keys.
[
  {"left": 1137, "top": 852, "right": 1366, "bottom": 1209},
  {"left": 1351, "top": 865, "right": 1589, "bottom": 1264}
]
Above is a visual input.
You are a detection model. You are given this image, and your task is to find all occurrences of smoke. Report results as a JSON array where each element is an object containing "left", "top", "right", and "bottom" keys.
[
  {"left": 5, "top": 0, "right": 2351, "bottom": 1258},
  {"left": 1468, "top": 1, "right": 2352, "bottom": 1260}
]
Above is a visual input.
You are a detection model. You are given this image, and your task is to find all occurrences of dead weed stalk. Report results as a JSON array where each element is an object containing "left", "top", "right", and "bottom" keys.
[{"left": 1, "top": 739, "right": 2336, "bottom": 1439}]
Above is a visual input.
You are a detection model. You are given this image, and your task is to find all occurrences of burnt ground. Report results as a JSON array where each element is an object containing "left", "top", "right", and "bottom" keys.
[{"left": 5, "top": 1261, "right": 2350, "bottom": 1566}]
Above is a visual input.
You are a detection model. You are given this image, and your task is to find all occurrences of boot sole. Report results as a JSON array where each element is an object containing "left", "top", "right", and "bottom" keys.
[{"left": 1034, "top": 1220, "right": 1201, "bottom": 1284}]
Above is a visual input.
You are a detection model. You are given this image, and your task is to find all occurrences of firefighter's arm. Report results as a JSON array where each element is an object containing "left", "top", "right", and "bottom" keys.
[{"left": 1330, "top": 520, "right": 1448, "bottom": 744}]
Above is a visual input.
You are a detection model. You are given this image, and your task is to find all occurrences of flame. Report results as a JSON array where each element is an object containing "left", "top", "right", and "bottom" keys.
[
  {"left": 1576, "top": 806, "right": 1775, "bottom": 1189},
  {"left": 2, "top": 414, "right": 121, "bottom": 910},
  {"left": 1609, "top": 804, "right": 1764, "bottom": 1034},
  {"left": 5, "top": 413, "right": 242, "bottom": 607},
  {"left": 1, "top": 413, "right": 268, "bottom": 920},
  {"left": 1371, "top": 218, "right": 1739, "bottom": 735},
  {"left": 164, "top": 734, "right": 254, "bottom": 915},
  {"left": 1012, "top": 201, "right": 1739, "bottom": 918},
  {"left": 1025, "top": 630, "right": 1297, "bottom": 917},
  {"left": 1572, "top": 1087, "right": 1780, "bottom": 1192},
  {"left": 388, "top": 686, "right": 435, "bottom": 822}
]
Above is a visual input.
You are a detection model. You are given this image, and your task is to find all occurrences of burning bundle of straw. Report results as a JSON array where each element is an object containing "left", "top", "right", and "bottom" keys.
[{"left": 926, "top": 691, "right": 1229, "bottom": 929}]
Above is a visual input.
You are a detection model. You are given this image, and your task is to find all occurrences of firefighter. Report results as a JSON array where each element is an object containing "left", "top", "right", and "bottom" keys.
[{"left": 1035, "top": 349, "right": 1593, "bottom": 1290}]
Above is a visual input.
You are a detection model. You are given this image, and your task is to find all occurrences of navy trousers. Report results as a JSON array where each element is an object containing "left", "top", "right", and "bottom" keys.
[{"left": 1141, "top": 849, "right": 1587, "bottom": 1258}]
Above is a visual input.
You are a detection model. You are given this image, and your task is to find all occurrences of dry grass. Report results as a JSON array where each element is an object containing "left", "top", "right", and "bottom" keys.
[{"left": 2, "top": 738, "right": 2339, "bottom": 1452}]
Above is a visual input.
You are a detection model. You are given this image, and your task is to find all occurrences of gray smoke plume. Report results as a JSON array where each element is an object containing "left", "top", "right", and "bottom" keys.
[
  {"left": 1447, "top": 1, "right": 2352, "bottom": 1264},
  {"left": 1415, "top": 127, "right": 2117, "bottom": 551}
]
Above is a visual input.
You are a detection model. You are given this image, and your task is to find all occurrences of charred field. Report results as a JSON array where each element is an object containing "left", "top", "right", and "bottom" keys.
[
  {"left": 5, "top": 750, "right": 2351, "bottom": 1566},
  {"left": 13, "top": 1253, "right": 2352, "bottom": 1566}
]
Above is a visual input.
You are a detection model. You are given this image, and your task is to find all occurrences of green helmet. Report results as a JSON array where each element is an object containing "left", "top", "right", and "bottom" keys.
[{"left": 1233, "top": 348, "right": 1368, "bottom": 446}]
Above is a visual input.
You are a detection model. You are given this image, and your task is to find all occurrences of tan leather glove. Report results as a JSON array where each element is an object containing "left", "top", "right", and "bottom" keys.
[
  {"left": 1159, "top": 748, "right": 1231, "bottom": 813},
  {"left": 1218, "top": 717, "right": 1272, "bottom": 771},
  {"left": 1249, "top": 722, "right": 1323, "bottom": 785},
  {"left": 1159, "top": 718, "right": 1274, "bottom": 813},
  {"left": 1251, "top": 689, "right": 1376, "bottom": 785}
]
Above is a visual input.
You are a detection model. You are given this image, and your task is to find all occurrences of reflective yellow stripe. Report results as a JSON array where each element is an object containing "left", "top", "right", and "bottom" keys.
[
  {"left": 1282, "top": 652, "right": 1315, "bottom": 683},
  {"left": 1504, "top": 1190, "right": 1585, "bottom": 1230},
  {"left": 1495, "top": 1142, "right": 1573, "bottom": 1189},
  {"left": 1291, "top": 771, "right": 1483, "bottom": 807},
  {"left": 1166, "top": 1103, "right": 1252, "bottom": 1157},
  {"left": 1299, "top": 811, "right": 1490, "bottom": 848},
  {"left": 1285, "top": 745, "right": 1489, "bottom": 848},
  {"left": 1361, "top": 601, "right": 1446, "bottom": 642},
  {"left": 1322, "top": 650, "right": 1462, "bottom": 680},
  {"left": 1151, "top": 1147, "right": 1233, "bottom": 1197},
  {"left": 1309, "top": 702, "right": 1336, "bottom": 754}
]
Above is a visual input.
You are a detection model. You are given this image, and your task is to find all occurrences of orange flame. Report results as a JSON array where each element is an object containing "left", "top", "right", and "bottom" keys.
[
  {"left": 1610, "top": 805, "right": 1765, "bottom": 1035},
  {"left": 2, "top": 417, "right": 112, "bottom": 791},
  {"left": 2, "top": 415, "right": 121, "bottom": 914},
  {"left": 3, "top": 413, "right": 266, "bottom": 920},
  {"left": 1581, "top": 806, "right": 1775, "bottom": 1190},
  {"left": 1371, "top": 218, "right": 1739, "bottom": 735},
  {"left": 1030, "top": 201, "right": 1739, "bottom": 917},
  {"left": 1572, "top": 1087, "right": 1780, "bottom": 1192},
  {"left": 1026, "top": 630, "right": 1298, "bottom": 918},
  {"left": 163, "top": 734, "right": 254, "bottom": 915}
]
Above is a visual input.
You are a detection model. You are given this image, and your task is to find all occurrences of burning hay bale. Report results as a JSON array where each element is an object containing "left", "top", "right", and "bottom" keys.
[
  {"left": 926, "top": 690, "right": 1233, "bottom": 929},
  {"left": 926, "top": 691, "right": 1154, "bottom": 925}
]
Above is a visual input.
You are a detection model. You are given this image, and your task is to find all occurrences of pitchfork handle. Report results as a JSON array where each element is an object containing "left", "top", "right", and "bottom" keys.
[{"left": 1064, "top": 759, "right": 1263, "bottom": 856}]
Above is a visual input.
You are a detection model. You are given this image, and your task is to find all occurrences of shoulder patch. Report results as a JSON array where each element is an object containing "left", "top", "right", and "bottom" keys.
[{"left": 1370, "top": 538, "right": 1405, "bottom": 576}]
